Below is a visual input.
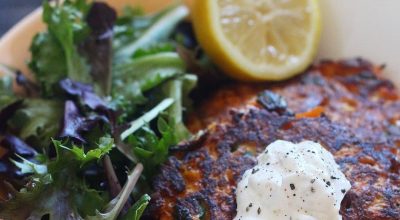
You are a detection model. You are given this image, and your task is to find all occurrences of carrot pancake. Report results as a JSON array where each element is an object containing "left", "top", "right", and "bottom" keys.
[{"left": 144, "top": 59, "right": 400, "bottom": 220}]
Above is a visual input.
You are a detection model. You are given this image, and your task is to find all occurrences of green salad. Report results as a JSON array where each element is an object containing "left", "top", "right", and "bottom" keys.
[{"left": 0, "top": 0, "right": 218, "bottom": 219}]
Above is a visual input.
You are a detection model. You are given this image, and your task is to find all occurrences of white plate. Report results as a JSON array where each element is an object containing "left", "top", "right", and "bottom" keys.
[
  {"left": 318, "top": 0, "right": 400, "bottom": 86},
  {"left": 0, "top": 0, "right": 399, "bottom": 86}
]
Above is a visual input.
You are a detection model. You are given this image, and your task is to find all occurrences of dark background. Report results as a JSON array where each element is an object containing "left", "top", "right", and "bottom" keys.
[{"left": 0, "top": 0, "right": 42, "bottom": 36}]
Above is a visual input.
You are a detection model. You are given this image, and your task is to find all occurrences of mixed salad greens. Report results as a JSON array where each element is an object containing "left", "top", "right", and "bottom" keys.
[{"left": 0, "top": 0, "right": 219, "bottom": 219}]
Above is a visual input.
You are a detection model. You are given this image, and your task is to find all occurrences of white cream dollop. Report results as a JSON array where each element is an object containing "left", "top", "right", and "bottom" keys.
[{"left": 234, "top": 140, "right": 351, "bottom": 220}]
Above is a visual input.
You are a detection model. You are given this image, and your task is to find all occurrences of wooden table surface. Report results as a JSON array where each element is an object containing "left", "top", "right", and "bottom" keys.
[{"left": 0, "top": 0, "right": 41, "bottom": 36}]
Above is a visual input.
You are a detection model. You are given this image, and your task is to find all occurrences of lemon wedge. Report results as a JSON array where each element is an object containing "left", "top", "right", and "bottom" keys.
[{"left": 192, "top": 0, "right": 322, "bottom": 81}]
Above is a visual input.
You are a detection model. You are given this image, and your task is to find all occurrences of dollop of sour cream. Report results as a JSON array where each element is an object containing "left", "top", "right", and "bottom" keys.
[{"left": 235, "top": 140, "right": 351, "bottom": 220}]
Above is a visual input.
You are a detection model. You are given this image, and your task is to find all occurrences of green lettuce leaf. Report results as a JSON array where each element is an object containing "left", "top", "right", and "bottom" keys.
[
  {"left": 114, "top": 5, "right": 189, "bottom": 61},
  {"left": 29, "top": 0, "right": 91, "bottom": 96},
  {"left": 111, "top": 52, "right": 185, "bottom": 121},
  {"left": 113, "top": 52, "right": 185, "bottom": 91},
  {"left": 43, "top": 0, "right": 90, "bottom": 82},
  {"left": 0, "top": 76, "right": 17, "bottom": 109},
  {"left": 112, "top": 52, "right": 185, "bottom": 105},
  {"left": 29, "top": 33, "right": 68, "bottom": 95},
  {"left": 60, "top": 137, "right": 114, "bottom": 166},
  {"left": 7, "top": 99, "right": 64, "bottom": 148},
  {"left": 128, "top": 117, "right": 177, "bottom": 176},
  {"left": 118, "top": 98, "right": 174, "bottom": 162},
  {"left": 120, "top": 194, "right": 150, "bottom": 220},
  {"left": 132, "top": 43, "right": 174, "bottom": 59},
  {"left": 0, "top": 177, "right": 106, "bottom": 220},
  {"left": 0, "top": 138, "right": 109, "bottom": 220}
]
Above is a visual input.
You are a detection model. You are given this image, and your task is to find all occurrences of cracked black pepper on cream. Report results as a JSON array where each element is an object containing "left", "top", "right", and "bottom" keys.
[{"left": 235, "top": 140, "right": 351, "bottom": 220}]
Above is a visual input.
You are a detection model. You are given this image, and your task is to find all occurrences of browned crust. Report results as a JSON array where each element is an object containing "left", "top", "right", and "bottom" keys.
[{"left": 145, "top": 59, "right": 400, "bottom": 220}]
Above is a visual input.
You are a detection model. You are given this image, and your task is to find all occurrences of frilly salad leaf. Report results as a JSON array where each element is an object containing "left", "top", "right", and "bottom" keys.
[
  {"left": 0, "top": 180, "right": 85, "bottom": 220},
  {"left": 111, "top": 52, "right": 186, "bottom": 120},
  {"left": 29, "top": 0, "right": 91, "bottom": 96},
  {"left": 0, "top": 179, "right": 106, "bottom": 219},
  {"left": 49, "top": 138, "right": 113, "bottom": 169},
  {"left": 0, "top": 138, "right": 111, "bottom": 220},
  {"left": 29, "top": 32, "right": 68, "bottom": 96},
  {"left": 43, "top": 0, "right": 91, "bottom": 81},
  {"left": 115, "top": 54, "right": 198, "bottom": 173},
  {"left": 128, "top": 118, "right": 177, "bottom": 176},
  {"left": 60, "top": 137, "right": 114, "bottom": 166},
  {"left": 118, "top": 98, "right": 174, "bottom": 162}
]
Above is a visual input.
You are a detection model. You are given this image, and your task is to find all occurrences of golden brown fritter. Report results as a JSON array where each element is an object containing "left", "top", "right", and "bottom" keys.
[
  {"left": 144, "top": 59, "right": 400, "bottom": 220},
  {"left": 188, "top": 59, "right": 400, "bottom": 144}
]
